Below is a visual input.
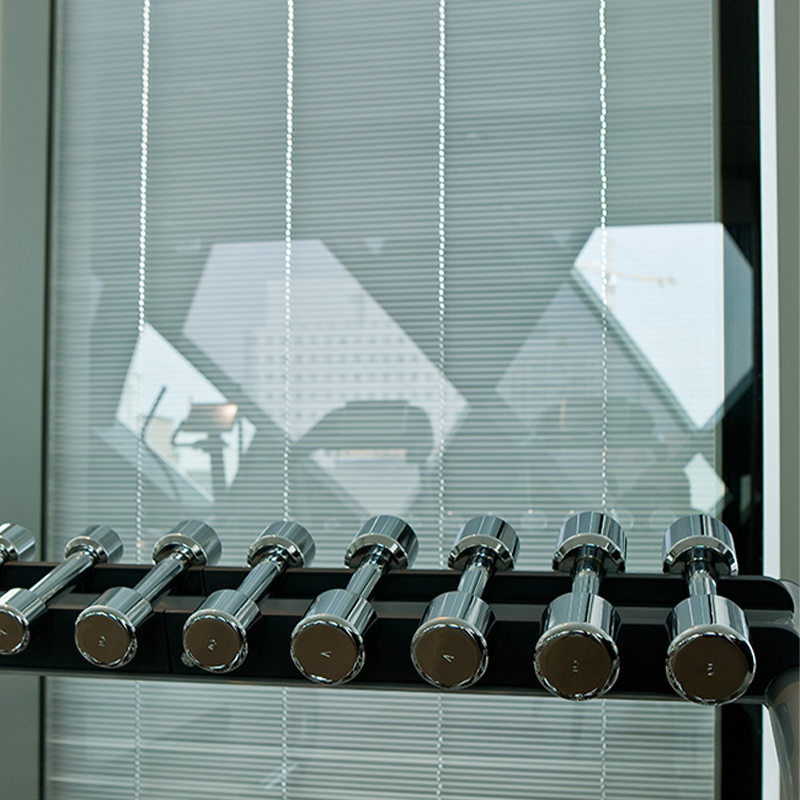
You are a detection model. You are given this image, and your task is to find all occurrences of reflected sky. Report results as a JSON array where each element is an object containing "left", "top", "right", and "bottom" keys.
[{"left": 573, "top": 222, "right": 752, "bottom": 428}]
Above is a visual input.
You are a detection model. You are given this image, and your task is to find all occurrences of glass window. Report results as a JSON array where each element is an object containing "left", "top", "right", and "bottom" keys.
[{"left": 46, "top": 1, "right": 754, "bottom": 797}]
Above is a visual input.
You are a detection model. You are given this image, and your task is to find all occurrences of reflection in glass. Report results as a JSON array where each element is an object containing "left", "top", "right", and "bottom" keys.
[
  {"left": 114, "top": 323, "right": 255, "bottom": 500},
  {"left": 182, "top": 239, "right": 467, "bottom": 517}
]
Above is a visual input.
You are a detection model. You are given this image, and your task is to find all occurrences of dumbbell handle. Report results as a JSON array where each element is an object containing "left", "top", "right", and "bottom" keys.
[
  {"left": 345, "top": 547, "right": 392, "bottom": 599},
  {"left": 30, "top": 550, "right": 96, "bottom": 604},
  {"left": 237, "top": 555, "right": 284, "bottom": 600},
  {"left": 133, "top": 548, "right": 193, "bottom": 603},
  {"left": 684, "top": 552, "right": 717, "bottom": 597},
  {"left": 457, "top": 547, "right": 495, "bottom": 597},
  {"left": 571, "top": 547, "right": 604, "bottom": 597}
]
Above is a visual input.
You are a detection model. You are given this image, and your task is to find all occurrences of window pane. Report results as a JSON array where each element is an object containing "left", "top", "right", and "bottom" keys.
[{"left": 46, "top": 0, "right": 743, "bottom": 798}]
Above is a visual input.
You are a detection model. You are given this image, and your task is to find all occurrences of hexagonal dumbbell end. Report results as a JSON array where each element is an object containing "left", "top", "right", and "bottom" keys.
[
  {"left": 290, "top": 515, "right": 418, "bottom": 686},
  {"left": 0, "top": 523, "right": 36, "bottom": 565},
  {"left": 411, "top": 515, "right": 519, "bottom": 689},
  {"left": 182, "top": 521, "right": 315, "bottom": 673},
  {"left": 663, "top": 514, "right": 756, "bottom": 705},
  {"left": 534, "top": 511, "right": 627, "bottom": 701},
  {"left": 0, "top": 525, "right": 123, "bottom": 655},
  {"left": 75, "top": 520, "right": 221, "bottom": 669}
]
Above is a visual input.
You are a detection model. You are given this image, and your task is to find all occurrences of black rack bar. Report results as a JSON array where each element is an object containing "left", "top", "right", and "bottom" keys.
[{"left": 0, "top": 562, "right": 795, "bottom": 702}]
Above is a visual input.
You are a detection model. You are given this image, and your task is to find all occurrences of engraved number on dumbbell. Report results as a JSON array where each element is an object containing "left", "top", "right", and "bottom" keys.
[
  {"left": 706, "top": 662, "right": 714, "bottom": 677},
  {"left": 206, "top": 638, "right": 217, "bottom": 651},
  {"left": 320, "top": 650, "right": 332, "bottom": 659},
  {"left": 572, "top": 659, "right": 580, "bottom": 674},
  {"left": 97, "top": 635, "right": 106, "bottom": 649}
]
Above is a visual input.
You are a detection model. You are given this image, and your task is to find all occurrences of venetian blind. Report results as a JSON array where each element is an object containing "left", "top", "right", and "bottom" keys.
[{"left": 46, "top": 0, "right": 726, "bottom": 798}]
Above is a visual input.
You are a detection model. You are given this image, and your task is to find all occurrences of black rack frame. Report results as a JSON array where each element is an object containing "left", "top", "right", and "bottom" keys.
[{"left": 0, "top": 562, "right": 795, "bottom": 701}]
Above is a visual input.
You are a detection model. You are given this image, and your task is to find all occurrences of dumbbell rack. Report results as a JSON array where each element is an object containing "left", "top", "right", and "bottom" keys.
[{"left": 0, "top": 560, "right": 796, "bottom": 702}]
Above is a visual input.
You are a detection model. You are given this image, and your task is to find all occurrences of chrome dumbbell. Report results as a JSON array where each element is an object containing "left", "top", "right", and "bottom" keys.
[
  {"left": 290, "top": 515, "right": 418, "bottom": 685},
  {"left": 0, "top": 526, "right": 123, "bottom": 655},
  {"left": 410, "top": 515, "right": 519, "bottom": 689},
  {"left": 534, "top": 511, "right": 627, "bottom": 700},
  {"left": 75, "top": 520, "right": 221, "bottom": 669},
  {"left": 182, "top": 521, "right": 315, "bottom": 673},
  {"left": 0, "top": 523, "right": 36, "bottom": 565},
  {"left": 663, "top": 514, "right": 756, "bottom": 704}
]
